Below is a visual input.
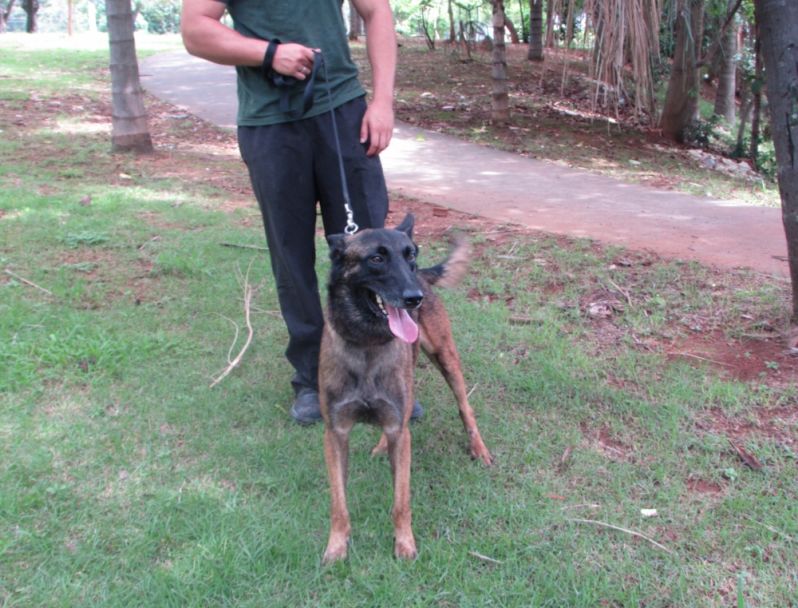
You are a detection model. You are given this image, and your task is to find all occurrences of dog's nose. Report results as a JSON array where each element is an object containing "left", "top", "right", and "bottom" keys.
[{"left": 403, "top": 290, "right": 424, "bottom": 309}]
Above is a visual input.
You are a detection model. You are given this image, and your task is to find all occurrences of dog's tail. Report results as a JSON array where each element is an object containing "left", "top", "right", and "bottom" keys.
[{"left": 419, "top": 232, "right": 470, "bottom": 288}]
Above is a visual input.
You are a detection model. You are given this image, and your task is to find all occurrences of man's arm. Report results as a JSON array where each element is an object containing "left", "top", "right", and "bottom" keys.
[
  {"left": 181, "top": 0, "right": 316, "bottom": 80},
  {"left": 350, "top": 0, "right": 397, "bottom": 156}
]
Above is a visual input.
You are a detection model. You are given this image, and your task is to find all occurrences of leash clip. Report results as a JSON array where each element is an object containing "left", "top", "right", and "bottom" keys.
[{"left": 344, "top": 202, "right": 359, "bottom": 235}]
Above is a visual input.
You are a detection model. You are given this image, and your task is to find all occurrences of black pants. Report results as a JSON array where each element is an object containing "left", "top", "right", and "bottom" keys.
[{"left": 238, "top": 96, "right": 389, "bottom": 394}]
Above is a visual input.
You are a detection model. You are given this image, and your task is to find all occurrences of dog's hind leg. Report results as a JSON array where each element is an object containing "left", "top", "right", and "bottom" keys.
[
  {"left": 371, "top": 432, "right": 389, "bottom": 457},
  {"left": 419, "top": 315, "right": 494, "bottom": 466},
  {"left": 385, "top": 426, "right": 417, "bottom": 559},
  {"left": 323, "top": 425, "right": 352, "bottom": 564}
]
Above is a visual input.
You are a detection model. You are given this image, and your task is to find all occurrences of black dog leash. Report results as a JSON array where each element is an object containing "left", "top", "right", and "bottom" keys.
[{"left": 262, "top": 43, "right": 359, "bottom": 235}]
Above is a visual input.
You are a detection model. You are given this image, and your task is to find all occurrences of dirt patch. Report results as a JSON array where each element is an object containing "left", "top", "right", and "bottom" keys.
[
  {"left": 580, "top": 421, "right": 633, "bottom": 462},
  {"left": 697, "top": 405, "right": 798, "bottom": 449},
  {"left": 686, "top": 477, "right": 725, "bottom": 495},
  {"left": 670, "top": 331, "right": 798, "bottom": 385}
]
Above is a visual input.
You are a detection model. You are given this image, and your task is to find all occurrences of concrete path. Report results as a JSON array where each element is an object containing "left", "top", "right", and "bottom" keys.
[{"left": 140, "top": 50, "right": 788, "bottom": 277}]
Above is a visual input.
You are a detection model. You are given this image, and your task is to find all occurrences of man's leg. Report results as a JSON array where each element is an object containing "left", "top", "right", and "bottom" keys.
[{"left": 238, "top": 123, "right": 324, "bottom": 422}]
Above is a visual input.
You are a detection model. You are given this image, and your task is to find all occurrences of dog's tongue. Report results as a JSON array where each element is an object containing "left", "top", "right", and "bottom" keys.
[{"left": 386, "top": 304, "right": 419, "bottom": 343}]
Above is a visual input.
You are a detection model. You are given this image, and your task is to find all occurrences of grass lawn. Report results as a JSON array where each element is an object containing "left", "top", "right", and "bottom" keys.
[{"left": 1, "top": 33, "right": 797, "bottom": 607}]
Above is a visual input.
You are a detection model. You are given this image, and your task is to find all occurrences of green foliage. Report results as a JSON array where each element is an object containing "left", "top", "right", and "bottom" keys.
[
  {"left": 684, "top": 114, "right": 722, "bottom": 148},
  {"left": 136, "top": 0, "right": 182, "bottom": 34}
]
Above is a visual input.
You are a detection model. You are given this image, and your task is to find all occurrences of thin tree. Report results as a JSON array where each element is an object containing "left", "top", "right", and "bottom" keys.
[
  {"left": 106, "top": 0, "right": 153, "bottom": 153},
  {"left": 491, "top": 0, "right": 510, "bottom": 123},
  {"left": 544, "top": 0, "right": 555, "bottom": 47},
  {"left": 712, "top": 0, "right": 738, "bottom": 123},
  {"left": 505, "top": 15, "right": 520, "bottom": 43},
  {"left": 447, "top": 0, "right": 455, "bottom": 41},
  {"left": 754, "top": 0, "right": 798, "bottom": 323},
  {"left": 748, "top": 26, "right": 763, "bottom": 167},
  {"left": 661, "top": 0, "right": 703, "bottom": 141},
  {"left": 527, "top": 0, "right": 543, "bottom": 61},
  {"left": 0, "top": 0, "right": 16, "bottom": 32}
]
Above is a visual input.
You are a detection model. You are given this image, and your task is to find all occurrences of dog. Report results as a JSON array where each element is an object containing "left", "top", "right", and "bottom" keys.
[{"left": 318, "top": 213, "right": 493, "bottom": 564}]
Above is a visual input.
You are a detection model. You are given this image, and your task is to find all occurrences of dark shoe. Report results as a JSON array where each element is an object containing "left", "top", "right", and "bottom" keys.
[
  {"left": 410, "top": 400, "right": 424, "bottom": 422},
  {"left": 290, "top": 388, "right": 322, "bottom": 425}
]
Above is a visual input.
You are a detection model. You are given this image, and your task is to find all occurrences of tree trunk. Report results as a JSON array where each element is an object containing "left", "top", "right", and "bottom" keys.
[
  {"left": 22, "top": 0, "right": 38, "bottom": 32},
  {"left": 660, "top": 0, "right": 702, "bottom": 142},
  {"left": 1, "top": 0, "right": 14, "bottom": 32},
  {"left": 106, "top": 0, "right": 153, "bottom": 154},
  {"left": 348, "top": 0, "right": 363, "bottom": 41},
  {"left": 505, "top": 15, "right": 520, "bottom": 44},
  {"left": 564, "top": 0, "right": 575, "bottom": 48},
  {"left": 447, "top": 0, "right": 456, "bottom": 41},
  {"left": 713, "top": 0, "right": 737, "bottom": 123},
  {"left": 734, "top": 79, "right": 751, "bottom": 156},
  {"left": 491, "top": 0, "right": 510, "bottom": 123},
  {"left": 754, "top": 0, "right": 798, "bottom": 322},
  {"left": 527, "top": 0, "right": 543, "bottom": 61},
  {"left": 544, "top": 0, "right": 555, "bottom": 47},
  {"left": 748, "top": 28, "right": 763, "bottom": 168}
]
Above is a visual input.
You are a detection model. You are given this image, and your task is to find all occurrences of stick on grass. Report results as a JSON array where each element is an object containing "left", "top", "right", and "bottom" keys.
[
  {"left": 567, "top": 518, "right": 676, "bottom": 555},
  {"left": 468, "top": 551, "right": 503, "bottom": 565},
  {"left": 4, "top": 268, "right": 53, "bottom": 296},
  {"left": 210, "top": 260, "right": 260, "bottom": 388}
]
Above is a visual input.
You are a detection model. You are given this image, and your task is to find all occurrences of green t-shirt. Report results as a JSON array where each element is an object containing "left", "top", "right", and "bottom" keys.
[{"left": 222, "top": 0, "right": 365, "bottom": 125}]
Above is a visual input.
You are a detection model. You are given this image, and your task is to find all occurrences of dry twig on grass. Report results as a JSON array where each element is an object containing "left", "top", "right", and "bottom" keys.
[
  {"left": 209, "top": 259, "right": 263, "bottom": 388},
  {"left": 567, "top": 518, "right": 676, "bottom": 555},
  {"left": 468, "top": 551, "right": 503, "bottom": 565},
  {"left": 219, "top": 241, "right": 269, "bottom": 252},
  {"left": 4, "top": 268, "right": 53, "bottom": 296}
]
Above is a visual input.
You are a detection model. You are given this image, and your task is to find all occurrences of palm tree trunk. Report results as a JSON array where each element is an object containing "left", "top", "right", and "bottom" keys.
[
  {"left": 527, "top": 0, "right": 543, "bottom": 61},
  {"left": 106, "top": 0, "right": 153, "bottom": 153},
  {"left": 491, "top": 0, "right": 510, "bottom": 123}
]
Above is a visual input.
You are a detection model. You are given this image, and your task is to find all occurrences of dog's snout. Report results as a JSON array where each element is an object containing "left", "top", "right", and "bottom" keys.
[{"left": 403, "top": 290, "right": 424, "bottom": 309}]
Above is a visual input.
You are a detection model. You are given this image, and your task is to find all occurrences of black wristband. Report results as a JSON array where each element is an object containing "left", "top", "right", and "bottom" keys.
[{"left": 262, "top": 38, "right": 281, "bottom": 77}]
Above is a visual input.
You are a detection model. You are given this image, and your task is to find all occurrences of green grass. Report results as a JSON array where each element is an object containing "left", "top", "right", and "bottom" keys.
[{"left": 1, "top": 34, "right": 797, "bottom": 608}]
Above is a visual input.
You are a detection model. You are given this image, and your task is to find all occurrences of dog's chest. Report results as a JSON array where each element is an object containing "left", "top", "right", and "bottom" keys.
[{"left": 323, "top": 333, "right": 413, "bottom": 416}]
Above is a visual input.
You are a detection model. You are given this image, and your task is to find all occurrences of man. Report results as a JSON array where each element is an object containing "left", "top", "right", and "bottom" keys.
[{"left": 181, "top": 0, "right": 407, "bottom": 424}]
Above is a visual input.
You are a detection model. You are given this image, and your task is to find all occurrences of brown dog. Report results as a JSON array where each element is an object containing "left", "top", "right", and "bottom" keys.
[{"left": 319, "top": 214, "right": 492, "bottom": 563}]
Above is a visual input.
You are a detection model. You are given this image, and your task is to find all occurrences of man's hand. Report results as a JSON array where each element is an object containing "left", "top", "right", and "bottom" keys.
[
  {"left": 360, "top": 99, "right": 394, "bottom": 156},
  {"left": 272, "top": 43, "right": 318, "bottom": 81}
]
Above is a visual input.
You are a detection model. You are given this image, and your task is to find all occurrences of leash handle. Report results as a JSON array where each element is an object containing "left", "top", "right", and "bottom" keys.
[
  {"left": 275, "top": 52, "right": 321, "bottom": 119},
  {"left": 317, "top": 51, "right": 358, "bottom": 235}
]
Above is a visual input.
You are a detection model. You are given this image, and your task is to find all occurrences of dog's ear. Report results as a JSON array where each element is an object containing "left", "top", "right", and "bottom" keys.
[
  {"left": 396, "top": 213, "right": 415, "bottom": 239},
  {"left": 327, "top": 233, "right": 347, "bottom": 262}
]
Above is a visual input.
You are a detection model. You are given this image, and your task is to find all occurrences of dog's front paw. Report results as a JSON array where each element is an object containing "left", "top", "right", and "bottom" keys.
[
  {"left": 394, "top": 534, "right": 417, "bottom": 560},
  {"left": 322, "top": 537, "right": 349, "bottom": 564},
  {"left": 469, "top": 438, "right": 494, "bottom": 466}
]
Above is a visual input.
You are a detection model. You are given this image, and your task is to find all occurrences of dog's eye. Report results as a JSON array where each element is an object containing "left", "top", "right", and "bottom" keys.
[{"left": 369, "top": 255, "right": 384, "bottom": 264}]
